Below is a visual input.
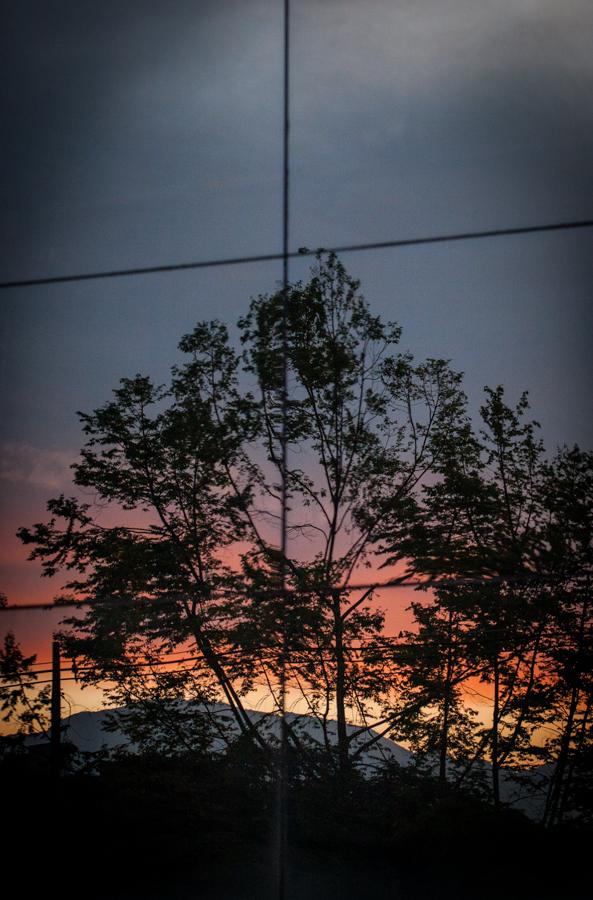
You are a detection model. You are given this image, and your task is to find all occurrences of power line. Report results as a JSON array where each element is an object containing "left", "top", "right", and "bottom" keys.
[
  {"left": 0, "top": 218, "right": 591, "bottom": 291},
  {"left": 28, "top": 646, "right": 197, "bottom": 668},
  {"left": 1, "top": 636, "right": 585, "bottom": 691},
  {"left": 5, "top": 654, "right": 214, "bottom": 679},
  {"left": 6, "top": 630, "right": 580, "bottom": 679},
  {"left": 0, "top": 572, "right": 575, "bottom": 613}
]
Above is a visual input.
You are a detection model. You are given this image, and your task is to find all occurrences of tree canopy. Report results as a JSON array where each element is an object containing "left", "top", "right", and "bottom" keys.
[{"left": 14, "top": 253, "right": 592, "bottom": 820}]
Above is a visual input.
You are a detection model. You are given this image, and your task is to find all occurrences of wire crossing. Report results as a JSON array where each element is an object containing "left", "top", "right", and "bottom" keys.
[{"left": 1, "top": 218, "right": 592, "bottom": 291}]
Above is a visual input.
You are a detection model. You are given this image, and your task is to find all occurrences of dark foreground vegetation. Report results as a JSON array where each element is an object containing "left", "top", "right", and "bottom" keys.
[{"left": 2, "top": 746, "right": 590, "bottom": 900}]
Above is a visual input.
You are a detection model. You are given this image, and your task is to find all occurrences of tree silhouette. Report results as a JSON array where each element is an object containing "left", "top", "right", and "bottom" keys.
[
  {"left": 538, "top": 446, "right": 593, "bottom": 825},
  {"left": 379, "top": 388, "right": 593, "bottom": 812},
  {"left": 16, "top": 255, "right": 592, "bottom": 817},
  {"left": 17, "top": 254, "right": 465, "bottom": 770},
  {"left": 0, "top": 631, "right": 51, "bottom": 743}
]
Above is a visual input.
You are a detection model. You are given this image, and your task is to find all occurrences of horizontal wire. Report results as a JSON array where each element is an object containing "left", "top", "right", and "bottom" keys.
[
  {"left": 1, "top": 218, "right": 592, "bottom": 291},
  {"left": 7, "top": 647, "right": 397, "bottom": 679},
  {"left": 27, "top": 646, "right": 197, "bottom": 668},
  {"left": 2, "top": 635, "right": 585, "bottom": 689},
  {"left": 0, "top": 572, "right": 573, "bottom": 613},
  {"left": 20, "top": 610, "right": 589, "bottom": 670}
]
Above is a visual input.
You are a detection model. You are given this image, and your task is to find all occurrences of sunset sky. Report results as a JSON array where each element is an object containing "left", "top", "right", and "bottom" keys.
[{"left": 1, "top": 1, "right": 592, "bottom": 717}]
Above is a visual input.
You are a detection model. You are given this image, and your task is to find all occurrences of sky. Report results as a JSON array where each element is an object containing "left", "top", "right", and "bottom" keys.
[{"left": 1, "top": 1, "right": 592, "bottom": 682}]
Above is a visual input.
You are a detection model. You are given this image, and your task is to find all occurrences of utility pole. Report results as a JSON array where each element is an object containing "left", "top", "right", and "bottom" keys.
[{"left": 50, "top": 638, "right": 61, "bottom": 777}]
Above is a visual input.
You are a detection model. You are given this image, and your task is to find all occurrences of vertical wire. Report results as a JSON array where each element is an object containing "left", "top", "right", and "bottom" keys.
[{"left": 278, "top": 1, "right": 290, "bottom": 897}]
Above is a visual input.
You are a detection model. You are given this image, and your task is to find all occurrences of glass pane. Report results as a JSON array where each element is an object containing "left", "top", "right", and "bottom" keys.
[{"left": 1, "top": 3, "right": 591, "bottom": 897}]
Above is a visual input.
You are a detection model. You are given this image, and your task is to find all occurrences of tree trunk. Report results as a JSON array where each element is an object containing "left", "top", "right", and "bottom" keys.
[
  {"left": 543, "top": 683, "right": 579, "bottom": 827},
  {"left": 491, "top": 654, "right": 500, "bottom": 809},
  {"left": 557, "top": 694, "right": 591, "bottom": 825},
  {"left": 544, "top": 596, "right": 589, "bottom": 827},
  {"left": 332, "top": 595, "right": 350, "bottom": 774},
  {"left": 188, "top": 617, "right": 268, "bottom": 751},
  {"left": 438, "top": 610, "right": 454, "bottom": 787}
]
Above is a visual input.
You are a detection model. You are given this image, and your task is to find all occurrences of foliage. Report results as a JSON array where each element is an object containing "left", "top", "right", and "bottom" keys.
[
  {"left": 14, "top": 254, "right": 593, "bottom": 820},
  {"left": 0, "top": 631, "right": 51, "bottom": 744}
]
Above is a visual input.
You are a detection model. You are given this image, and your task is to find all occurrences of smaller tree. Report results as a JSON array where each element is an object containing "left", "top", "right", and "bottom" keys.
[
  {"left": 0, "top": 631, "right": 51, "bottom": 746},
  {"left": 385, "top": 588, "right": 481, "bottom": 786},
  {"left": 377, "top": 387, "right": 556, "bottom": 804},
  {"left": 538, "top": 446, "right": 593, "bottom": 826},
  {"left": 17, "top": 323, "right": 272, "bottom": 751}
]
